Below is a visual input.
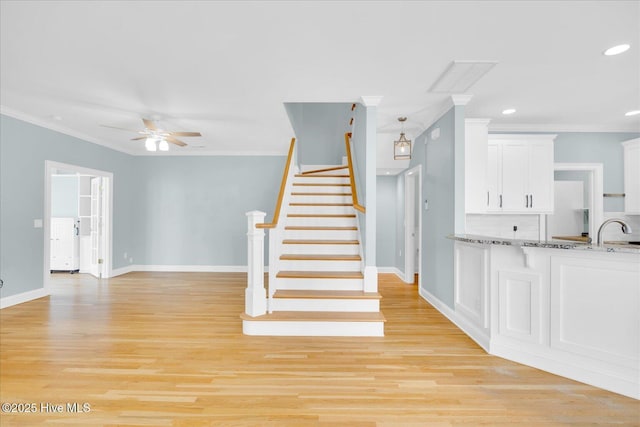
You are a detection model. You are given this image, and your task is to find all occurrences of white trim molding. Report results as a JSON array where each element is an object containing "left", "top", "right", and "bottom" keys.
[
  {"left": 359, "top": 96, "right": 384, "bottom": 107},
  {"left": 450, "top": 94, "right": 474, "bottom": 106},
  {"left": 1, "top": 287, "right": 50, "bottom": 309}
]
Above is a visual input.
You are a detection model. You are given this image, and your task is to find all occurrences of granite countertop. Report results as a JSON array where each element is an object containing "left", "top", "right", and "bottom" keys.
[{"left": 449, "top": 234, "right": 640, "bottom": 254}]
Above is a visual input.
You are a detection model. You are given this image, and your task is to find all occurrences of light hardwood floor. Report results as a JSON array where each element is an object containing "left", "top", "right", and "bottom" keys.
[{"left": 1, "top": 272, "right": 638, "bottom": 426}]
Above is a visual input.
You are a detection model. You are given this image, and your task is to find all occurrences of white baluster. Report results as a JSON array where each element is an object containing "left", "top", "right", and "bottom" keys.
[{"left": 245, "top": 211, "right": 267, "bottom": 317}]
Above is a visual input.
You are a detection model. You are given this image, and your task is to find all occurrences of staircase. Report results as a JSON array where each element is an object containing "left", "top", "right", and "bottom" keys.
[{"left": 242, "top": 164, "right": 385, "bottom": 337}]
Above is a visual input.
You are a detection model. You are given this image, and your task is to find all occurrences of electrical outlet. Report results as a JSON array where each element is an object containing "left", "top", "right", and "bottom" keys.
[
  {"left": 129, "top": 257, "right": 133, "bottom": 263},
  {"left": 513, "top": 225, "right": 518, "bottom": 232},
  {"left": 123, "top": 252, "right": 128, "bottom": 259}
]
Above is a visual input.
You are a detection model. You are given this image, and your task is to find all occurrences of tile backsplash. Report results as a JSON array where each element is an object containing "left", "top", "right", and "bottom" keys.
[{"left": 599, "top": 213, "right": 640, "bottom": 242}]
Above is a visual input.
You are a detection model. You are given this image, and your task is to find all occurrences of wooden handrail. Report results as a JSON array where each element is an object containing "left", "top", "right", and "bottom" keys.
[
  {"left": 256, "top": 138, "right": 296, "bottom": 229},
  {"left": 344, "top": 133, "right": 365, "bottom": 214}
]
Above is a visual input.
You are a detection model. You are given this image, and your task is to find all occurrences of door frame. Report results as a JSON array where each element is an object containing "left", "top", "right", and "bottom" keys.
[
  {"left": 403, "top": 165, "right": 422, "bottom": 284},
  {"left": 550, "top": 163, "right": 603, "bottom": 241},
  {"left": 44, "top": 161, "right": 113, "bottom": 290}
]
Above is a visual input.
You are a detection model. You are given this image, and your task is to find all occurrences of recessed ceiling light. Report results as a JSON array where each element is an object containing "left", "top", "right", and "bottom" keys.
[
  {"left": 603, "top": 44, "right": 630, "bottom": 56},
  {"left": 385, "top": 171, "right": 390, "bottom": 175},
  {"left": 502, "top": 108, "right": 516, "bottom": 115},
  {"left": 625, "top": 110, "right": 640, "bottom": 116}
]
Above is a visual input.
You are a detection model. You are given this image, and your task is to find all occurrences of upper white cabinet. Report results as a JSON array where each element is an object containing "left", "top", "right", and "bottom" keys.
[
  {"left": 623, "top": 138, "right": 640, "bottom": 215},
  {"left": 465, "top": 119, "right": 491, "bottom": 213},
  {"left": 487, "top": 134, "right": 556, "bottom": 214}
]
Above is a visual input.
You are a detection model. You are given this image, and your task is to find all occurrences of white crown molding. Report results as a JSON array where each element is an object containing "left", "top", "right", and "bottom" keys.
[
  {"left": 450, "top": 94, "right": 474, "bottom": 106},
  {"left": 489, "top": 123, "right": 640, "bottom": 133},
  {"left": 0, "top": 105, "right": 137, "bottom": 155},
  {"left": 360, "top": 96, "right": 384, "bottom": 107}
]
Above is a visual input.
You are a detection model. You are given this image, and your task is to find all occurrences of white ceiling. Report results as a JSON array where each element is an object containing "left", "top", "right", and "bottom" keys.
[{"left": 1, "top": 1, "right": 639, "bottom": 156}]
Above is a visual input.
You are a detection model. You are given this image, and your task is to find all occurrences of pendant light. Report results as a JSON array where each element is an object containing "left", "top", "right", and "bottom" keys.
[{"left": 394, "top": 117, "right": 411, "bottom": 160}]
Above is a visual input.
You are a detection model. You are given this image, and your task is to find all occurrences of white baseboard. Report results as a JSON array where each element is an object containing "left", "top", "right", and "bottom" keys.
[
  {"left": 113, "top": 265, "right": 267, "bottom": 274},
  {"left": 418, "top": 286, "right": 490, "bottom": 352},
  {"left": 1, "top": 287, "right": 50, "bottom": 309},
  {"left": 377, "top": 267, "right": 407, "bottom": 282}
]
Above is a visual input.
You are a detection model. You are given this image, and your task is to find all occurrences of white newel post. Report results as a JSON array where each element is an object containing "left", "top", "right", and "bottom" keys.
[{"left": 245, "top": 211, "right": 267, "bottom": 317}]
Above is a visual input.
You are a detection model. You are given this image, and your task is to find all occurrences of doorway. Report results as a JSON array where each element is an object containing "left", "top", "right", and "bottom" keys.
[
  {"left": 404, "top": 165, "right": 422, "bottom": 285},
  {"left": 44, "top": 161, "right": 113, "bottom": 291},
  {"left": 546, "top": 163, "right": 603, "bottom": 241}
]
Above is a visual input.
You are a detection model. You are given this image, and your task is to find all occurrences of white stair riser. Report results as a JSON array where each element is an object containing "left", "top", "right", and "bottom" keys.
[
  {"left": 278, "top": 259, "right": 362, "bottom": 271},
  {"left": 281, "top": 244, "right": 360, "bottom": 255},
  {"left": 285, "top": 217, "right": 357, "bottom": 227},
  {"left": 290, "top": 195, "right": 352, "bottom": 204},
  {"left": 293, "top": 177, "right": 350, "bottom": 185},
  {"left": 243, "top": 320, "right": 384, "bottom": 337},
  {"left": 276, "top": 277, "right": 363, "bottom": 290},
  {"left": 288, "top": 205, "right": 354, "bottom": 215},
  {"left": 270, "top": 298, "right": 379, "bottom": 312},
  {"left": 284, "top": 229, "right": 358, "bottom": 240},
  {"left": 292, "top": 185, "right": 351, "bottom": 194}
]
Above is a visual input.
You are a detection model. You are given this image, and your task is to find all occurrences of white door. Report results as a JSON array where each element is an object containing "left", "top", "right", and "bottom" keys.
[
  {"left": 90, "top": 177, "right": 104, "bottom": 278},
  {"left": 50, "top": 218, "right": 78, "bottom": 271},
  {"left": 405, "top": 173, "right": 416, "bottom": 283}
]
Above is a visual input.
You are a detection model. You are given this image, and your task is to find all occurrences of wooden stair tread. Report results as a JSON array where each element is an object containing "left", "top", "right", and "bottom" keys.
[
  {"left": 277, "top": 271, "right": 364, "bottom": 279},
  {"left": 301, "top": 165, "right": 349, "bottom": 175},
  {"left": 287, "top": 214, "right": 356, "bottom": 218},
  {"left": 284, "top": 226, "right": 357, "bottom": 231},
  {"left": 291, "top": 192, "right": 352, "bottom": 196},
  {"left": 273, "top": 290, "right": 380, "bottom": 299},
  {"left": 295, "top": 174, "right": 350, "bottom": 178},
  {"left": 241, "top": 311, "right": 385, "bottom": 322},
  {"left": 280, "top": 254, "right": 361, "bottom": 261},
  {"left": 282, "top": 239, "right": 359, "bottom": 245}
]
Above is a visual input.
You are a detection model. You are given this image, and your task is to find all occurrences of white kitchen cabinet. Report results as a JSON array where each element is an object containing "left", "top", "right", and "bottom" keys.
[
  {"left": 622, "top": 138, "right": 640, "bottom": 214},
  {"left": 464, "top": 119, "right": 491, "bottom": 213},
  {"left": 50, "top": 217, "right": 79, "bottom": 271},
  {"left": 487, "top": 135, "right": 555, "bottom": 213}
]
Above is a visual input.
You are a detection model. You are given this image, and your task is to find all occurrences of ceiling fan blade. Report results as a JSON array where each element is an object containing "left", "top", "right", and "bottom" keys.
[
  {"left": 169, "top": 131, "right": 202, "bottom": 137},
  {"left": 166, "top": 136, "right": 187, "bottom": 147},
  {"left": 131, "top": 136, "right": 147, "bottom": 141},
  {"left": 142, "top": 118, "right": 157, "bottom": 130},
  {"left": 100, "top": 124, "right": 141, "bottom": 133}
]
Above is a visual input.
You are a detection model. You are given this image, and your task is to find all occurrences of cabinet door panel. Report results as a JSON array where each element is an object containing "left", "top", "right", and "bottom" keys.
[
  {"left": 527, "top": 142, "right": 554, "bottom": 213},
  {"left": 500, "top": 143, "right": 528, "bottom": 211},
  {"left": 624, "top": 141, "right": 640, "bottom": 214},
  {"left": 486, "top": 144, "right": 501, "bottom": 211}
]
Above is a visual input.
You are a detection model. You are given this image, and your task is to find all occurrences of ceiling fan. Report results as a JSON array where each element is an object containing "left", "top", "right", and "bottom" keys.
[{"left": 102, "top": 118, "right": 202, "bottom": 151}]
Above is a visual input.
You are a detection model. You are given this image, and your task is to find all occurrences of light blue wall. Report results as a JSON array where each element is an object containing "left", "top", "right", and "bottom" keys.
[
  {"left": 133, "top": 156, "right": 284, "bottom": 266},
  {"left": 553, "top": 132, "right": 639, "bottom": 212},
  {"left": 408, "top": 107, "right": 460, "bottom": 308},
  {"left": 284, "top": 103, "right": 351, "bottom": 165},
  {"left": 1, "top": 114, "right": 138, "bottom": 298},
  {"left": 376, "top": 176, "right": 396, "bottom": 267},
  {"left": 1, "top": 115, "right": 286, "bottom": 300},
  {"left": 51, "top": 175, "right": 78, "bottom": 218}
]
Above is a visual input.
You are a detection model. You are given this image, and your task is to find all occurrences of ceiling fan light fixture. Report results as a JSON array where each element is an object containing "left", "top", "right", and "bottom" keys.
[
  {"left": 145, "top": 137, "right": 157, "bottom": 152},
  {"left": 158, "top": 139, "right": 169, "bottom": 151}
]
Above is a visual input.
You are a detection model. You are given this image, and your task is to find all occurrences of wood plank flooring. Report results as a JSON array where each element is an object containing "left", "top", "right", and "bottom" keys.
[{"left": 1, "top": 272, "right": 638, "bottom": 426}]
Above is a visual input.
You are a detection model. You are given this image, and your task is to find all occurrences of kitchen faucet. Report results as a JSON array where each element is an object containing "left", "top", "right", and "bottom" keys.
[{"left": 596, "top": 218, "right": 633, "bottom": 246}]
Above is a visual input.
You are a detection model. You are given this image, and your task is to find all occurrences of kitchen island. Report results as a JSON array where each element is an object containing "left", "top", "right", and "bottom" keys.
[{"left": 449, "top": 234, "right": 639, "bottom": 399}]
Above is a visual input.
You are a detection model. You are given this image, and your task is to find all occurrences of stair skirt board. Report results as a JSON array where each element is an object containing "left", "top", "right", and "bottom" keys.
[{"left": 270, "top": 298, "right": 380, "bottom": 312}]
